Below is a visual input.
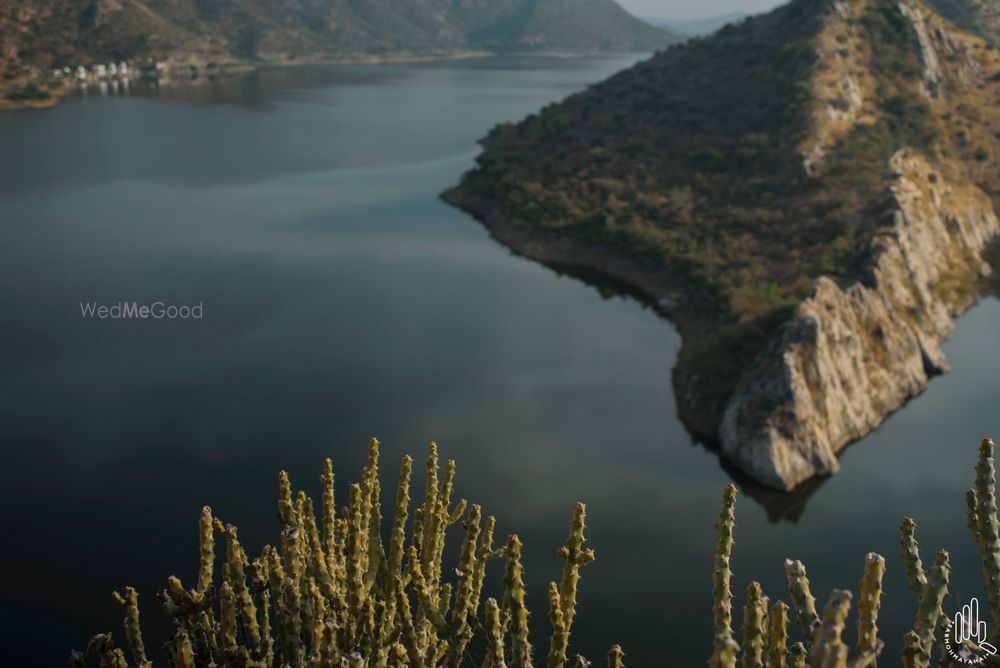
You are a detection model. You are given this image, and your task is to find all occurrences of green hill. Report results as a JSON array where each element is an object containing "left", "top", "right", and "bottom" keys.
[{"left": 445, "top": 0, "right": 1000, "bottom": 473}]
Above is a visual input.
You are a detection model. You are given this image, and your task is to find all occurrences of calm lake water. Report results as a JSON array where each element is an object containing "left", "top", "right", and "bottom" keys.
[{"left": 1, "top": 56, "right": 999, "bottom": 666}]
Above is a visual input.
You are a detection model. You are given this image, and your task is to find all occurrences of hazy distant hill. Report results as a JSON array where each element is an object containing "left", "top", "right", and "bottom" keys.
[
  {"left": 465, "top": 0, "right": 681, "bottom": 53},
  {"left": 645, "top": 11, "right": 750, "bottom": 36},
  {"left": 1, "top": 0, "right": 675, "bottom": 69}
]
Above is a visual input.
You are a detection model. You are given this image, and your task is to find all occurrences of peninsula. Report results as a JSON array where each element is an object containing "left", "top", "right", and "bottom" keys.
[{"left": 446, "top": 0, "right": 1000, "bottom": 489}]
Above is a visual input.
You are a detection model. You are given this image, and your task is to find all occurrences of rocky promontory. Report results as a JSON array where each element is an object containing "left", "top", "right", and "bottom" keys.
[
  {"left": 447, "top": 0, "right": 1000, "bottom": 489},
  {"left": 721, "top": 150, "right": 999, "bottom": 489}
]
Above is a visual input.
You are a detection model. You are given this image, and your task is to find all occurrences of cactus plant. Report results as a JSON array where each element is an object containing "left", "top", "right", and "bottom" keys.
[
  {"left": 809, "top": 589, "right": 851, "bottom": 668},
  {"left": 900, "top": 517, "right": 927, "bottom": 598},
  {"left": 697, "top": 439, "right": 1000, "bottom": 667},
  {"left": 970, "top": 438, "right": 1000, "bottom": 641},
  {"left": 855, "top": 553, "right": 884, "bottom": 663},
  {"left": 912, "top": 550, "right": 950, "bottom": 667},
  {"left": 712, "top": 483, "right": 739, "bottom": 658},
  {"left": 710, "top": 636, "right": 741, "bottom": 668},
  {"left": 767, "top": 601, "right": 788, "bottom": 668},
  {"left": 69, "top": 436, "right": 1000, "bottom": 667},
  {"left": 742, "top": 581, "right": 767, "bottom": 668},
  {"left": 785, "top": 559, "right": 818, "bottom": 639},
  {"left": 70, "top": 440, "right": 602, "bottom": 668},
  {"left": 606, "top": 645, "right": 625, "bottom": 668}
]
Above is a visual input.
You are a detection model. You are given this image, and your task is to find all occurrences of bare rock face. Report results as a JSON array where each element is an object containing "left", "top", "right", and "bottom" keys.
[
  {"left": 898, "top": 1, "right": 944, "bottom": 97},
  {"left": 801, "top": 0, "right": 869, "bottom": 176},
  {"left": 720, "top": 149, "right": 999, "bottom": 490}
]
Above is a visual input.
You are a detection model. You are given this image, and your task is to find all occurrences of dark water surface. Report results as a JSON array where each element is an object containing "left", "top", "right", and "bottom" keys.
[{"left": 1, "top": 57, "right": 999, "bottom": 666}]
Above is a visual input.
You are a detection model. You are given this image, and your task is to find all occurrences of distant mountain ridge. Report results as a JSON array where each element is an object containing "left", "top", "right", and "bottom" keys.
[
  {"left": 0, "top": 0, "right": 676, "bottom": 107},
  {"left": 1, "top": 0, "right": 674, "bottom": 68},
  {"left": 645, "top": 11, "right": 750, "bottom": 36}
]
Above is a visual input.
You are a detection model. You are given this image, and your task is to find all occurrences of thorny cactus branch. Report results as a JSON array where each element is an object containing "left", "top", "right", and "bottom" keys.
[
  {"left": 912, "top": 550, "right": 949, "bottom": 668},
  {"left": 974, "top": 438, "right": 1000, "bottom": 638},
  {"left": 901, "top": 631, "right": 921, "bottom": 668},
  {"left": 809, "top": 589, "right": 851, "bottom": 667},
  {"left": 484, "top": 597, "right": 507, "bottom": 668},
  {"left": 785, "top": 559, "right": 818, "bottom": 640},
  {"left": 742, "top": 581, "right": 766, "bottom": 668},
  {"left": 856, "top": 552, "right": 884, "bottom": 661},
  {"left": 767, "top": 601, "right": 788, "bottom": 668},
  {"left": 504, "top": 534, "right": 534, "bottom": 668},
  {"left": 547, "top": 581, "right": 569, "bottom": 668},
  {"left": 552, "top": 502, "right": 595, "bottom": 666},
  {"left": 900, "top": 518, "right": 927, "bottom": 599},
  {"left": 788, "top": 642, "right": 807, "bottom": 668},
  {"left": 606, "top": 645, "right": 625, "bottom": 668},
  {"left": 714, "top": 485, "right": 738, "bottom": 636},
  {"left": 112, "top": 587, "right": 149, "bottom": 668},
  {"left": 710, "top": 636, "right": 740, "bottom": 668}
]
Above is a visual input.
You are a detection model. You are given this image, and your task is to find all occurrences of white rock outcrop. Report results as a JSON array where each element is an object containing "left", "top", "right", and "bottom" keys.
[
  {"left": 898, "top": 1, "right": 943, "bottom": 97},
  {"left": 802, "top": 0, "right": 868, "bottom": 176},
  {"left": 720, "top": 150, "right": 999, "bottom": 490}
]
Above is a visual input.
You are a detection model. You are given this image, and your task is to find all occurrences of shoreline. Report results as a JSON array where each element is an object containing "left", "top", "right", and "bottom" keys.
[
  {"left": 444, "top": 165, "right": 1000, "bottom": 492},
  {"left": 0, "top": 48, "right": 650, "bottom": 113},
  {"left": 261, "top": 48, "right": 646, "bottom": 66},
  {"left": 441, "top": 185, "right": 726, "bottom": 444},
  {"left": 0, "top": 74, "right": 71, "bottom": 112}
]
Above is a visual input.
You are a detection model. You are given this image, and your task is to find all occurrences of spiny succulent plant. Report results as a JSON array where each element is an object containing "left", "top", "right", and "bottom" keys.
[
  {"left": 70, "top": 437, "right": 1000, "bottom": 668},
  {"left": 70, "top": 440, "right": 607, "bottom": 668},
  {"left": 710, "top": 438, "right": 1000, "bottom": 668}
]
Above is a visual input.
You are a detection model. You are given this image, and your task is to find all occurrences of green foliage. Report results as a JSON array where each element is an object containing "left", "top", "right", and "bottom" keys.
[
  {"left": 460, "top": 0, "right": 890, "bottom": 322},
  {"left": 458, "top": 0, "right": 827, "bottom": 325},
  {"left": 880, "top": 96, "right": 938, "bottom": 151},
  {"left": 865, "top": 0, "right": 922, "bottom": 79},
  {"left": 71, "top": 440, "right": 600, "bottom": 668}
]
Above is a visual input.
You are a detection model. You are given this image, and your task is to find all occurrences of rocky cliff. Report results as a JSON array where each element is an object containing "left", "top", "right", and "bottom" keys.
[
  {"left": 448, "top": 0, "right": 1000, "bottom": 489},
  {"left": 721, "top": 150, "right": 999, "bottom": 489},
  {"left": 718, "top": 0, "right": 1000, "bottom": 489}
]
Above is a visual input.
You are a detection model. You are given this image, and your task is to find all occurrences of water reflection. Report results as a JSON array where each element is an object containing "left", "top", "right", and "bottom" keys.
[{"left": 527, "top": 241, "right": 998, "bottom": 525}]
